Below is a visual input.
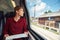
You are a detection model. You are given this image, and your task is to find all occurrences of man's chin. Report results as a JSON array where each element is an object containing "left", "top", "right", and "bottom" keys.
[{"left": 19, "top": 15, "right": 23, "bottom": 16}]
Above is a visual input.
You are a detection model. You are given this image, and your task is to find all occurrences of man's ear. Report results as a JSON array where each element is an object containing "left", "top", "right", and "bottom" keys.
[{"left": 16, "top": 11, "right": 18, "bottom": 13}]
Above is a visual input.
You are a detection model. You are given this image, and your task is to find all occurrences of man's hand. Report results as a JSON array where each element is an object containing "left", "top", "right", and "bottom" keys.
[
  {"left": 24, "top": 32, "right": 28, "bottom": 36},
  {"left": 4, "top": 34, "right": 9, "bottom": 38}
]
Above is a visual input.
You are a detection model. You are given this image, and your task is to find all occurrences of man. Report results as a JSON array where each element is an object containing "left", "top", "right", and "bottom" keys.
[{"left": 3, "top": 6, "right": 28, "bottom": 40}]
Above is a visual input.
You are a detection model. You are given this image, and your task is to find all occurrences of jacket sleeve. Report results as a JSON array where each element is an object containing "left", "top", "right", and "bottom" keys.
[
  {"left": 3, "top": 18, "right": 10, "bottom": 35},
  {"left": 23, "top": 18, "right": 28, "bottom": 32}
]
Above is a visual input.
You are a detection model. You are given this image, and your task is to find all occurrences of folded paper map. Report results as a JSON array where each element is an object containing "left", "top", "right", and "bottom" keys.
[{"left": 6, "top": 33, "right": 28, "bottom": 40}]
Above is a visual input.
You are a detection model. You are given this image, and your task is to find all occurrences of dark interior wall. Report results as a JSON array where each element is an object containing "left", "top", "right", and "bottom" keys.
[{"left": 0, "top": 11, "right": 5, "bottom": 40}]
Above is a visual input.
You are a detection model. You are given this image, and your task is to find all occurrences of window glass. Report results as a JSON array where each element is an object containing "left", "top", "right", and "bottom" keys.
[{"left": 26, "top": 0, "right": 60, "bottom": 40}]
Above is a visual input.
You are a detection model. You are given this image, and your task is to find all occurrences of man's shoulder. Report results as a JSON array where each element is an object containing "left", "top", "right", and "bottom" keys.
[
  {"left": 21, "top": 17, "right": 26, "bottom": 19},
  {"left": 6, "top": 17, "right": 13, "bottom": 21}
]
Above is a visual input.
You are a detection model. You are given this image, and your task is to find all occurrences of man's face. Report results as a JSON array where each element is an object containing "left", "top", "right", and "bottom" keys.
[{"left": 16, "top": 8, "right": 24, "bottom": 16}]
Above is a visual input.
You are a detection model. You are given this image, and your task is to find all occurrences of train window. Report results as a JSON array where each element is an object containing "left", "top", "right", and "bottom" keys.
[{"left": 26, "top": 0, "right": 60, "bottom": 40}]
